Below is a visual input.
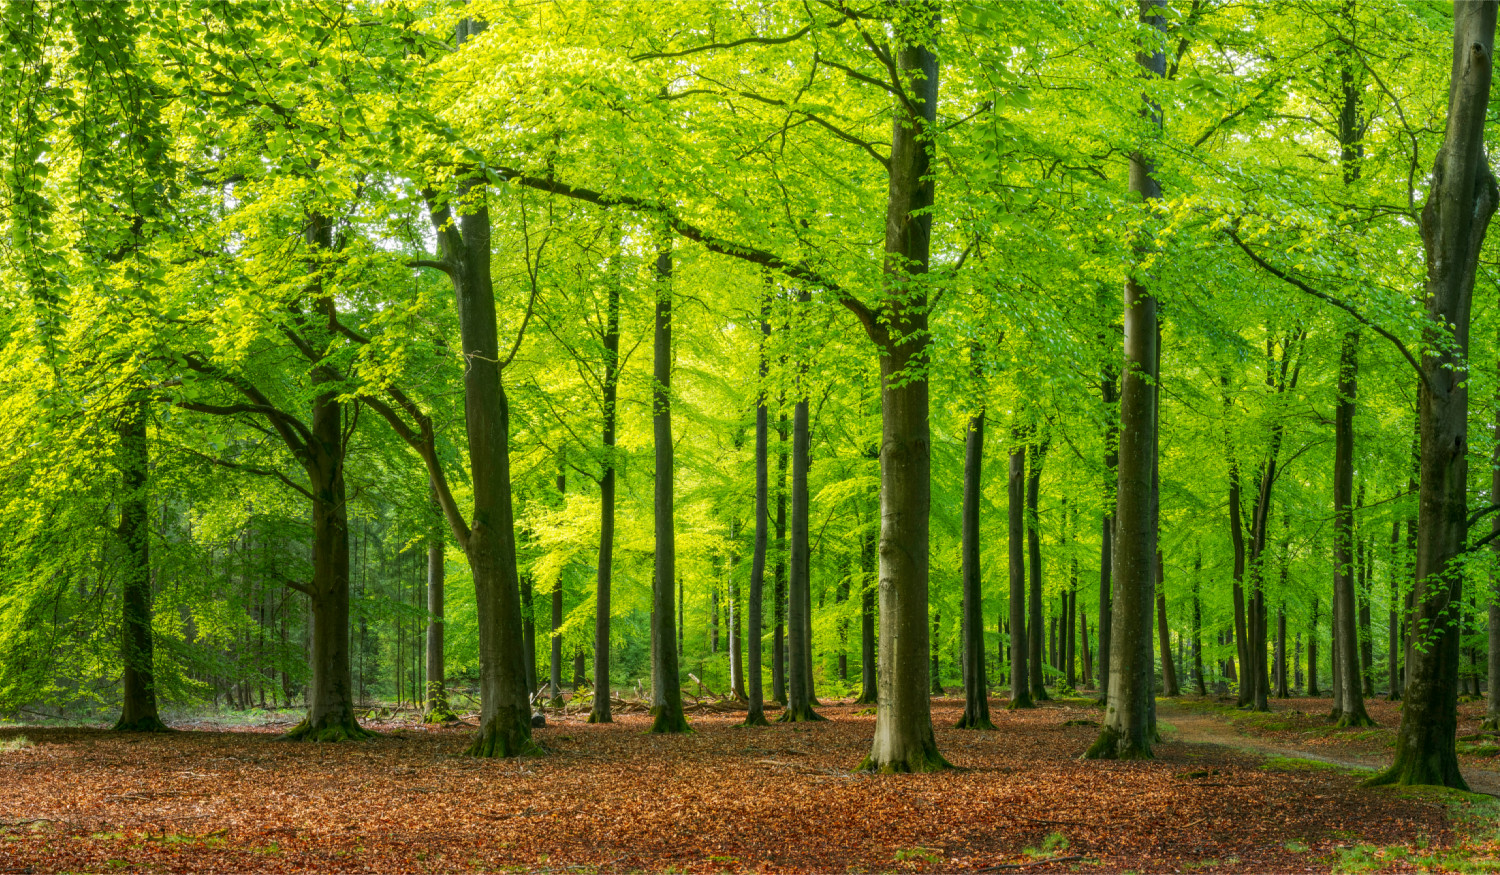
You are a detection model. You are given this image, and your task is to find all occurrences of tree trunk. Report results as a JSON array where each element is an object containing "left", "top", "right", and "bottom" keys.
[
  {"left": 1156, "top": 555, "right": 1178, "bottom": 697},
  {"left": 729, "top": 525, "right": 746, "bottom": 700},
  {"left": 773, "top": 411, "right": 788, "bottom": 706},
  {"left": 744, "top": 300, "right": 772, "bottom": 726},
  {"left": 650, "top": 242, "right": 689, "bottom": 734},
  {"left": 424, "top": 481, "right": 455, "bottom": 722},
  {"left": 1192, "top": 552, "right": 1207, "bottom": 696},
  {"left": 1308, "top": 596, "right": 1321, "bottom": 697},
  {"left": 1372, "top": 1, "right": 1497, "bottom": 789},
  {"left": 1330, "top": 331, "right": 1374, "bottom": 727},
  {"left": 858, "top": 19, "right": 948, "bottom": 773},
  {"left": 1086, "top": 0, "right": 1164, "bottom": 761},
  {"left": 1487, "top": 393, "right": 1500, "bottom": 728},
  {"left": 1027, "top": 435, "right": 1051, "bottom": 702},
  {"left": 856, "top": 519, "right": 877, "bottom": 705},
  {"left": 782, "top": 299, "right": 823, "bottom": 722},
  {"left": 1008, "top": 434, "right": 1033, "bottom": 710},
  {"left": 550, "top": 470, "right": 566, "bottom": 707},
  {"left": 113, "top": 399, "right": 167, "bottom": 733},
  {"left": 589, "top": 251, "right": 622, "bottom": 724}
]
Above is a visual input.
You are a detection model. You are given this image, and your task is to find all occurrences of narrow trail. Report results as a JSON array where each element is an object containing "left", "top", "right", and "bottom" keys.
[{"left": 1156, "top": 700, "right": 1500, "bottom": 797}]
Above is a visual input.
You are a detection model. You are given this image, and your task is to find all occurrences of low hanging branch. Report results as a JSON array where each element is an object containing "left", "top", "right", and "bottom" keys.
[{"left": 1224, "top": 227, "right": 1426, "bottom": 387}]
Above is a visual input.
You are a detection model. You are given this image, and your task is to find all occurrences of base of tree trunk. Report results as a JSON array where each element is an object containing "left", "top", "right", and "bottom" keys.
[
  {"left": 422, "top": 707, "right": 459, "bottom": 724},
  {"left": 112, "top": 714, "right": 170, "bottom": 733},
  {"left": 464, "top": 717, "right": 543, "bottom": 757},
  {"left": 741, "top": 709, "right": 771, "bottom": 727},
  {"left": 587, "top": 707, "right": 613, "bottom": 724},
  {"left": 1365, "top": 746, "right": 1468, "bottom": 791},
  {"left": 1387, "top": 691, "right": 1402, "bottom": 702},
  {"left": 280, "top": 714, "right": 376, "bottom": 743},
  {"left": 649, "top": 706, "right": 691, "bottom": 734},
  {"left": 854, "top": 690, "right": 877, "bottom": 705},
  {"left": 1481, "top": 716, "right": 1500, "bottom": 732},
  {"left": 1008, "top": 692, "right": 1036, "bottom": 710},
  {"left": 777, "top": 703, "right": 826, "bottom": 723},
  {"left": 1031, "top": 686, "right": 1051, "bottom": 702},
  {"left": 1333, "top": 710, "right": 1377, "bottom": 729},
  {"left": 1082, "top": 724, "right": 1154, "bottom": 760},
  {"left": 856, "top": 744, "right": 952, "bottom": 774},
  {"left": 548, "top": 695, "right": 565, "bottom": 708},
  {"left": 955, "top": 710, "right": 997, "bottom": 731}
]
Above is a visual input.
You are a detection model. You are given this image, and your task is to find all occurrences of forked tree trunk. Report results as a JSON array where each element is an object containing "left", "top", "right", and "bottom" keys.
[
  {"left": 114, "top": 399, "right": 167, "bottom": 733},
  {"left": 1372, "top": 0, "right": 1498, "bottom": 789},
  {"left": 650, "top": 242, "right": 689, "bottom": 734},
  {"left": 1086, "top": 0, "right": 1165, "bottom": 761}
]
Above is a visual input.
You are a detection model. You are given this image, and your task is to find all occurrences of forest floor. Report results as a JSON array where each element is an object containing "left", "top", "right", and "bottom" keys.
[{"left": 1, "top": 695, "right": 1498, "bottom": 874}]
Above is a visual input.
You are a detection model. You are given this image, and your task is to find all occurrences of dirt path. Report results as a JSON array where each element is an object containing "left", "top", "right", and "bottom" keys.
[{"left": 1157, "top": 700, "right": 1500, "bottom": 796}]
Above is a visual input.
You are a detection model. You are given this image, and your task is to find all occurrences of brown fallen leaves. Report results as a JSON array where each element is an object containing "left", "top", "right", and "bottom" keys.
[{"left": 0, "top": 699, "right": 1467, "bottom": 873}]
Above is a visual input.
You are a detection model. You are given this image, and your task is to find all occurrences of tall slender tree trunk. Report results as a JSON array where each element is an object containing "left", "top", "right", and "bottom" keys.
[
  {"left": 729, "top": 525, "right": 746, "bottom": 700},
  {"left": 1372, "top": 0, "right": 1498, "bottom": 789},
  {"left": 782, "top": 292, "right": 823, "bottom": 722},
  {"left": 1192, "top": 551, "right": 1207, "bottom": 696},
  {"left": 1086, "top": 0, "right": 1165, "bottom": 761},
  {"left": 1486, "top": 392, "right": 1500, "bottom": 728},
  {"left": 424, "top": 480, "right": 455, "bottom": 722},
  {"left": 549, "top": 476, "right": 566, "bottom": 707},
  {"left": 1309, "top": 596, "right": 1321, "bottom": 696},
  {"left": 858, "top": 11, "right": 948, "bottom": 772},
  {"left": 114, "top": 400, "right": 167, "bottom": 733},
  {"left": 856, "top": 518, "right": 878, "bottom": 705},
  {"left": 773, "top": 411, "right": 788, "bottom": 706},
  {"left": 1008, "top": 433, "right": 1033, "bottom": 710},
  {"left": 744, "top": 300, "right": 772, "bottom": 726},
  {"left": 1332, "top": 331, "right": 1374, "bottom": 727},
  {"left": 650, "top": 241, "right": 689, "bottom": 734},
  {"left": 589, "top": 249, "right": 622, "bottom": 724},
  {"left": 1156, "top": 555, "right": 1178, "bottom": 697},
  {"left": 1027, "top": 435, "right": 1051, "bottom": 702}
]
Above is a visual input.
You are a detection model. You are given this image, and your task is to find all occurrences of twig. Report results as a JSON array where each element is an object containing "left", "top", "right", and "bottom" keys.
[{"left": 977, "top": 856, "right": 1090, "bottom": 872}]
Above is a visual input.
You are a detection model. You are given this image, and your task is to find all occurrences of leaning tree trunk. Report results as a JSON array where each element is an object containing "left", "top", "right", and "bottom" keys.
[
  {"left": 1027, "top": 436, "right": 1051, "bottom": 702},
  {"left": 1008, "top": 433, "right": 1033, "bottom": 710},
  {"left": 957, "top": 390, "right": 995, "bottom": 729},
  {"left": 1086, "top": 0, "right": 1165, "bottom": 761},
  {"left": 113, "top": 399, "right": 167, "bottom": 733},
  {"left": 1372, "top": 0, "right": 1498, "bottom": 789},
  {"left": 858, "top": 20, "right": 948, "bottom": 773},
  {"left": 744, "top": 302, "right": 773, "bottom": 726},
  {"left": 649, "top": 242, "right": 689, "bottom": 734}
]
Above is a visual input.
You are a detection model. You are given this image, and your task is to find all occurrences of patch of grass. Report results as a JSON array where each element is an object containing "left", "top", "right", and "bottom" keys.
[
  {"left": 1260, "top": 755, "right": 1371, "bottom": 775},
  {"left": 893, "top": 847, "right": 941, "bottom": 866},
  {"left": 1458, "top": 741, "right": 1500, "bottom": 757},
  {"left": 0, "top": 735, "right": 33, "bottom": 752},
  {"left": 1283, "top": 840, "right": 1309, "bottom": 852}
]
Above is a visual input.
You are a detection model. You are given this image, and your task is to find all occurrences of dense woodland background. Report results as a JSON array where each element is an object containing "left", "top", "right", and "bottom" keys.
[{"left": 2, "top": 0, "right": 1499, "bottom": 786}]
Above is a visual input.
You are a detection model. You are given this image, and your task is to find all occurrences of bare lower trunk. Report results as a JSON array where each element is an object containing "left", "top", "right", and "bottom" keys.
[
  {"left": 856, "top": 522, "right": 877, "bottom": 705},
  {"left": 114, "top": 400, "right": 167, "bottom": 733},
  {"left": 1087, "top": 0, "right": 1164, "bottom": 761},
  {"left": 424, "top": 484, "right": 454, "bottom": 723},
  {"left": 782, "top": 294, "right": 822, "bottom": 723},
  {"left": 1008, "top": 435, "right": 1033, "bottom": 710},
  {"left": 745, "top": 304, "right": 772, "bottom": 725},
  {"left": 773, "top": 412, "right": 788, "bottom": 706},
  {"left": 1156, "top": 557, "right": 1178, "bottom": 697},
  {"left": 1372, "top": 0, "right": 1497, "bottom": 789},
  {"left": 1027, "top": 436, "right": 1050, "bottom": 702},
  {"left": 650, "top": 243, "right": 689, "bottom": 734}
]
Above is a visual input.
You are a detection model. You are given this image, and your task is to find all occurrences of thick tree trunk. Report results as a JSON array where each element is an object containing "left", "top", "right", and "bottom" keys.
[
  {"left": 1372, "top": 0, "right": 1498, "bottom": 789},
  {"left": 114, "top": 400, "right": 167, "bottom": 733},
  {"left": 650, "top": 243, "right": 689, "bottom": 734},
  {"left": 858, "top": 21, "right": 948, "bottom": 773},
  {"left": 1027, "top": 436, "right": 1050, "bottom": 702},
  {"left": 1008, "top": 435, "right": 1033, "bottom": 709},
  {"left": 1086, "top": 0, "right": 1164, "bottom": 761},
  {"left": 590, "top": 256, "right": 622, "bottom": 724},
  {"left": 282, "top": 217, "right": 370, "bottom": 744}
]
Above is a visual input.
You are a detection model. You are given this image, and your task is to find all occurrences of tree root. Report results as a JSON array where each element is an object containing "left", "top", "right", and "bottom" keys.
[
  {"left": 856, "top": 746, "right": 953, "bottom": 774},
  {"left": 279, "top": 716, "right": 377, "bottom": 743},
  {"left": 776, "top": 703, "right": 826, "bottom": 723},
  {"left": 649, "top": 707, "right": 691, "bottom": 734},
  {"left": 112, "top": 714, "right": 171, "bottom": 733},
  {"left": 1083, "top": 724, "right": 1154, "bottom": 760},
  {"left": 464, "top": 719, "right": 544, "bottom": 757}
]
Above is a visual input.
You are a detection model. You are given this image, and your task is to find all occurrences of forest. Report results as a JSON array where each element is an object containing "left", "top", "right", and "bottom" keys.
[{"left": 5, "top": 0, "right": 1500, "bottom": 872}]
